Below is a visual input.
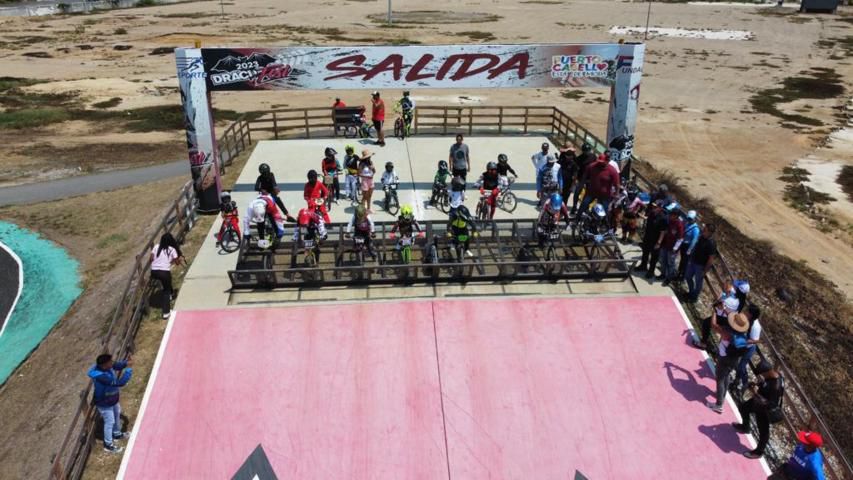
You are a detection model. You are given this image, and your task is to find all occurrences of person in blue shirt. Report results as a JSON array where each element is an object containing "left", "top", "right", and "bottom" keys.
[
  {"left": 536, "top": 156, "right": 562, "bottom": 208},
  {"left": 782, "top": 431, "right": 826, "bottom": 480},
  {"left": 677, "top": 210, "right": 700, "bottom": 281},
  {"left": 88, "top": 353, "right": 133, "bottom": 453}
]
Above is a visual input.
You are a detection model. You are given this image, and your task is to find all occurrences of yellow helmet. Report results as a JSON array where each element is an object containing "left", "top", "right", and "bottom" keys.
[{"left": 400, "top": 205, "right": 413, "bottom": 218}]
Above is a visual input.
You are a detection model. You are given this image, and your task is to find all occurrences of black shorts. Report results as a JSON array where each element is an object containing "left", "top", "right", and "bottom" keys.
[{"left": 373, "top": 119, "right": 384, "bottom": 130}]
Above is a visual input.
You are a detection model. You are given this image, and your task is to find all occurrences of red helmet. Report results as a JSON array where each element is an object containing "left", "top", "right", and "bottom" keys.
[{"left": 297, "top": 208, "right": 312, "bottom": 226}]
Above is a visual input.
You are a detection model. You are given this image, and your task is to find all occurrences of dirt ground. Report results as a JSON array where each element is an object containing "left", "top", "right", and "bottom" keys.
[
  {"left": 0, "top": 0, "right": 852, "bottom": 476},
  {"left": 0, "top": 0, "right": 850, "bottom": 298}
]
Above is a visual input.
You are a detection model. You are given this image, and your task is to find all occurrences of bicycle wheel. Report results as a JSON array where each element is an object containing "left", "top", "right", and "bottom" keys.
[
  {"left": 394, "top": 118, "right": 404, "bottom": 140},
  {"left": 387, "top": 192, "right": 399, "bottom": 215},
  {"left": 500, "top": 192, "right": 517, "bottom": 213},
  {"left": 220, "top": 228, "right": 241, "bottom": 253},
  {"left": 344, "top": 125, "right": 358, "bottom": 138},
  {"left": 438, "top": 192, "right": 450, "bottom": 214}
]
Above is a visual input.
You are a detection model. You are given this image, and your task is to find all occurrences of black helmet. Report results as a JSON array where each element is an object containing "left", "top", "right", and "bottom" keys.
[
  {"left": 403, "top": 90, "right": 410, "bottom": 96},
  {"left": 324, "top": 147, "right": 337, "bottom": 157},
  {"left": 385, "top": 161, "right": 394, "bottom": 171},
  {"left": 451, "top": 176, "right": 465, "bottom": 190},
  {"left": 438, "top": 160, "right": 448, "bottom": 171},
  {"left": 497, "top": 153, "right": 508, "bottom": 164},
  {"left": 487, "top": 161, "right": 497, "bottom": 170},
  {"left": 259, "top": 163, "right": 270, "bottom": 175},
  {"left": 307, "top": 169, "right": 318, "bottom": 181},
  {"left": 658, "top": 183, "right": 669, "bottom": 193},
  {"left": 541, "top": 142, "right": 550, "bottom": 150},
  {"left": 581, "top": 143, "right": 592, "bottom": 153}
]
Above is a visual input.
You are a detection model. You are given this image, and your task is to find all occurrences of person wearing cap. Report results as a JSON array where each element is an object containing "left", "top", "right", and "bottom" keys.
[
  {"left": 371, "top": 91, "right": 386, "bottom": 147},
  {"left": 735, "top": 303, "right": 763, "bottom": 392},
  {"left": 694, "top": 287, "right": 739, "bottom": 350},
  {"left": 570, "top": 143, "right": 597, "bottom": 214},
  {"left": 677, "top": 210, "right": 700, "bottom": 281},
  {"left": 557, "top": 143, "right": 577, "bottom": 200},
  {"left": 531, "top": 142, "right": 555, "bottom": 172},
  {"left": 449, "top": 134, "right": 470, "bottom": 183},
  {"left": 656, "top": 204, "right": 684, "bottom": 287},
  {"left": 684, "top": 223, "right": 717, "bottom": 303},
  {"left": 577, "top": 152, "right": 620, "bottom": 216},
  {"left": 781, "top": 431, "right": 826, "bottom": 480},
  {"left": 636, "top": 200, "right": 667, "bottom": 277},
  {"left": 732, "top": 358, "right": 781, "bottom": 459},
  {"left": 706, "top": 311, "right": 751, "bottom": 414},
  {"left": 536, "top": 154, "right": 562, "bottom": 208},
  {"left": 732, "top": 279, "right": 750, "bottom": 312}
]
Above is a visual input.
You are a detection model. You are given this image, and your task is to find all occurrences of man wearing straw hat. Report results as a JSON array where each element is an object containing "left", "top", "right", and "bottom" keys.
[{"left": 706, "top": 311, "right": 751, "bottom": 414}]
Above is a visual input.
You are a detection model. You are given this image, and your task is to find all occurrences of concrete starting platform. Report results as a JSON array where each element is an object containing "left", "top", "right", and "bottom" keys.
[
  {"left": 177, "top": 135, "right": 669, "bottom": 309},
  {"left": 119, "top": 296, "right": 770, "bottom": 479}
]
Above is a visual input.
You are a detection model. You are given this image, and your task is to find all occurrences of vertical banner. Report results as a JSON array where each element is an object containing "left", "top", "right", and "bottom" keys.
[
  {"left": 606, "top": 43, "right": 645, "bottom": 177},
  {"left": 176, "top": 48, "right": 220, "bottom": 212}
]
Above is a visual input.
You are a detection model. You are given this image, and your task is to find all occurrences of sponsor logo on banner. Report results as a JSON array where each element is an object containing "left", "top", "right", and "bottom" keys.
[
  {"left": 177, "top": 57, "right": 206, "bottom": 79},
  {"left": 551, "top": 55, "right": 610, "bottom": 79},
  {"left": 616, "top": 55, "right": 642, "bottom": 74},
  {"left": 209, "top": 53, "right": 292, "bottom": 87}
]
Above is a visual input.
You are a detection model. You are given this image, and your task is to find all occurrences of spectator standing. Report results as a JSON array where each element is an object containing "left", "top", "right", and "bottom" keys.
[
  {"left": 650, "top": 184, "right": 672, "bottom": 205},
  {"left": 694, "top": 292, "right": 739, "bottom": 350},
  {"left": 656, "top": 205, "right": 684, "bottom": 286},
  {"left": 531, "top": 142, "right": 555, "bottom": 171},
  {"left": 578, "top": 154, "right": 620, "bottom": 215},
  {"left": 358, "top": 150, "right": 377, "bottom": 209},
  {"left": 570, "top": 143, "right": 597, "bottom": 214},
  {"left": 557, "top": 144, "right": 576, "bottom": 201},
  {"left": 371, "top": 91, "right": 386, "bottom": 147},
  {"left": 536, "top": 155, "right": 562, "bottom": 207},
  {"left": 733, "top": 279, "right": 750, "bottom": 312},
  {"left": 706, "top": 312, "right": 751, "bottom": 414},
  {"left": 636, "top": 200, "right": 666, "bottom": 277},
  {"left": 684, "top": 223, "right": 717, "bottom": 302},
  {"left": 449, "top": 134, "right": 471, "bottom": 182},
  {"left": 735, "top": 303, "right": 763, "bottom": 391},
  {"left": 332, "top": 97, "right": 346, "bottom": 109},
  {"left": 779, "top": 431, "right": 826, "bottom": 480},
  {"left": 343, "top": 145, "right": 360, "bottom": 200},
  {"left": 150, "top": 233, "right": 184, "bottom": 319},
  {"left": 732, "top": 359, "right": 782, "bottom": 460},
  {"left": 677, "top": 210, "right": 700, "bottom": 281},
  {"left": 88, "top": 353, "right": 133, "bottom": 453}
]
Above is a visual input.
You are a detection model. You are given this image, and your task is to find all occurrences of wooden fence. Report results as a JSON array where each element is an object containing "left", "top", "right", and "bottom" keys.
[
  {"left": 49, "top": 105, "right": 852, "bottom": 480},
  {"left": 49, "top": 182, "right": 198, "bottom": 479}
]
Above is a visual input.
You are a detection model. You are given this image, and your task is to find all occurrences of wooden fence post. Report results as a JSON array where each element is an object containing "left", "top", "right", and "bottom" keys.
[
  {"left": 304, "top": 110, "right": 311, "bottom": 139},
  {"left": 524, "top": 107, "right": 529, "bottom": 134},
  {"left": 442, "top": 107, "right": 448, "bottom": 135},
  {"left": 498, "top": 107, "right": 504, "bottom": 134},
  {"left": 272, "top": 112, "right": 279, "bottom": 140},
  {"left": 414, "top": 109, "right": 419, "bottom": 135},
  {"left": 468, "top": 108, "right": 473, "bottom": 135},
  {"left": 245, "top": 119, "right": 252, "bottom": 144}
]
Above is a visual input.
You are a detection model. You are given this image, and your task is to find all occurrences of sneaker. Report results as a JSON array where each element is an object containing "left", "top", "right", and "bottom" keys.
[
  {"left": 692, "top": 339, "right": 707, "bottom": 350},
  {"left": 732, "top": 423, "right": 748, "bottom": 434},
  {"left": 103, "top": 443, "right": 124, "bottom": 454},
  {"left": 634, "top": 266, "right": 647, "bottom": 273},
  {"left": 662, "top": 280, "right": 671, "bottom": 287},
  {"left": 465, "top": 250, "right": 474, "bottom": 258},
  {"left": 162, "top": 313, "right": 170, "bottom": 319},
  {"left": 113, "top": 432, "right": 130, "bottom": 440},
  {"left": 425, "top": 204, "right": 433, "bottom": 209},
  {"left": 333, "top": 199, "right": 339, "bottom": 204},
  {"left": 743, "top": 451, "right": 763, "bottom": 460},
  {"left": 705, "top": 401, "right": 723, "bottom": 414},
  {"left": 645, "top": 273, "right": 655, "bottom": 280},
  {"left": 655, "top": 275, "right": 666, "bottom": 280}
]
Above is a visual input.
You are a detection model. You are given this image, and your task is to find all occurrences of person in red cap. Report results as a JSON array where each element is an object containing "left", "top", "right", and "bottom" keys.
[{"left": 780, "top": 431, "right": 825, "bottom": 480}]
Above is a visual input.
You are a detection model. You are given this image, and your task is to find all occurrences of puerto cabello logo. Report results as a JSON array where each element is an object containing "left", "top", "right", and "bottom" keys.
[
  {"left": 551, "top": 55, "right": 610, "bottom": 79},
  {"left": 177, "top": 57, "right": 206, "bottom": 79}
]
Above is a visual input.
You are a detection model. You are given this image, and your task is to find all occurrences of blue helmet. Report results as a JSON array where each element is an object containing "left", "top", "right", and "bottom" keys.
[{"left": 550, "top": 193, "right": 563, "bottom": 209}]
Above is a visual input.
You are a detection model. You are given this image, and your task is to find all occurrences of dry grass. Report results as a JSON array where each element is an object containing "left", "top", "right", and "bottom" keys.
[{"left": 79, "top": 148, "right": 252, "bottom": 479}]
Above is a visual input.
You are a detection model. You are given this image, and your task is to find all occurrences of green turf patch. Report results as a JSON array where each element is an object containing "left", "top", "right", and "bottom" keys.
[
  {"left": 748, "top": 68, "right": 844, "bottom": 127},
  {"left": 838, "top": 165, "right": 853, "bottom": 203}
]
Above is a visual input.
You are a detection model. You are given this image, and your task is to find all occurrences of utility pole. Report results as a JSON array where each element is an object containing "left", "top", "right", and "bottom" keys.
[
  {"left": 387, "top": 0, "right": 392, "bottom": 24},
  {"left": 644, "top": 0, "right": 652, "bottom": 40},
  {"left": 220, "top": 0, "right": 225, "bottom": 17}
]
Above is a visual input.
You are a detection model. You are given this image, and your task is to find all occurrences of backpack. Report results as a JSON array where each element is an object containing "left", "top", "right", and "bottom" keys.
[{"left": 725, "top": 332, "right": 750, "bottom": 359}]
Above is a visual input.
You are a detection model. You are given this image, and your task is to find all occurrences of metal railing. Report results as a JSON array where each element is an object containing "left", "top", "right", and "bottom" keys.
[
  {"left": 49, "top": 182, "right": 198, "bottom": 480},
  {"left": 51, "top": 105, "right": 852, "bottom": 480},
  {"left": 228, "top": 219, "right": 635, "bottom": 289}
]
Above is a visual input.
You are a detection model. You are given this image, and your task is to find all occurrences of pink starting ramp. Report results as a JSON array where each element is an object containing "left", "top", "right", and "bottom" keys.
[{"left": 119, "top": 296, "right": 770, "bottom": 480}]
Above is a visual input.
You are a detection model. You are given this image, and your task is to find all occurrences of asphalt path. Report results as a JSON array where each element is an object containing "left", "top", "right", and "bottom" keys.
[
  {"left": 0, "top": 161, "right": 186, "bottom": 206},
  {"left": 0, "top": 242, "right": 21, "bottom": 337}
]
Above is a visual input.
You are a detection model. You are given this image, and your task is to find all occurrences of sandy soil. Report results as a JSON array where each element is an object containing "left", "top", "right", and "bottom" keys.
[
  {"left": 0, "top": 0, "right": 852, "bottom": 476},
  {"left": 4, "top": 0, "right": 850, "bottom": 294}
]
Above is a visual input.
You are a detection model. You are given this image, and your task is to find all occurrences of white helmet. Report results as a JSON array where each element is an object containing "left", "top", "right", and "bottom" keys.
[{"left": 251, "top": 199, "right": 267, "bottom": 223}]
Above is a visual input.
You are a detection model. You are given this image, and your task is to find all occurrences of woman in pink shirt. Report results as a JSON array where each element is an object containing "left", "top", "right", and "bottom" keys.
[{"left": 149, "top": 233, "right": 185, "bottom": 319}]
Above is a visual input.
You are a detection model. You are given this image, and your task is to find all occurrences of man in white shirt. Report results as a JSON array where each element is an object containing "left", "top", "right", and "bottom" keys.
[{"left": 531, "top": 142, "right": 555, "bottom": 171}]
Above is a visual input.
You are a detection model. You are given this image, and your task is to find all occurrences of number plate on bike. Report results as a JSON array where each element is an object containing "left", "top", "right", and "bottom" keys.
[
  {"left": 304, "top": 239, "right": 314, "bottom": 248},
  {"left": 400, "top": 237, "right": 412, "bottom": 246},
  {"left": 355, "top": 236, "right": 365, "bottom": 244}
]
